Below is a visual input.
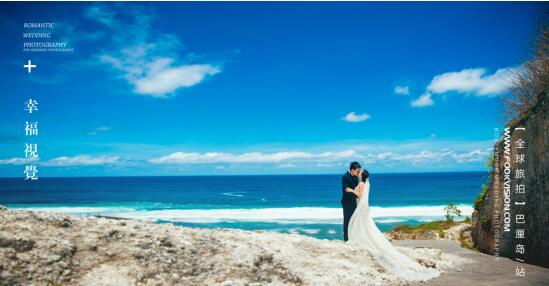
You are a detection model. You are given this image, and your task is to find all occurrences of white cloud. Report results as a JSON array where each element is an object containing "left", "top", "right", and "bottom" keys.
[
  {"left": 84, "top": 5, "right": 116, "bottom": 27},
  {"left": 450, "top": 149, "right": 487, "bottom": 163},
  {"left": 427, "top": 67, "right": 517, "bottom": 96},
  {"left": 94, "top": 126, "right": 110, "bottom": 131},
  {"left": 133, "top": 62, "right": 220, "bottom": 96},
  {"left": 148, "top": 147, "right": 489, "bottom": 168},
  {"left": 0, "top": 157, "right": 39, "bottom": 166},
  {"left": 410, "top": 93, "right": 434, "bottom": 107},
  {"left": 150, "top": 150, "right": 358, "bottom": 165},
  {"left": 89, "top": 126, "right": 110, "bottom": 135},
  {"left": 6, "top": 139, "right": 489, "bottom": 173},
  {"left": 44, "top": 155, "right": 119, "bottom": 166},
  {"left": 342, "top": 112, "right": 370, "bottom": 122},
  {"left": 391, "top": 148, "right": 489, "bottom": 164},
  {"left": 87, "top": 5, "right": 221, "bottom": 97},
  {"left": 393, "top": 150, "right": 446, "bottom": 162},
  {"left": 394, "top": 85, "right": 410, "bottom": 95},
  {"left": 315, "top": 163, "right": 337, "bottom": 168},
  {"left": 276, "top": 163, "right": 296, "bottom": 168},
  {"left": 375, "top": 152, "right": 395, "bottom": 160}
]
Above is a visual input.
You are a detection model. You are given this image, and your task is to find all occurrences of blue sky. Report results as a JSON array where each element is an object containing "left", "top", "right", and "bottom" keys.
[{"left": 0, "top": 2, "right": 544, "bottom": 176}]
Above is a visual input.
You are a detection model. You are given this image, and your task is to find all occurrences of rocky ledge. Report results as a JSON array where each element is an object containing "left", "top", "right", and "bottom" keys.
[
  {"left": 0, "top": 206, "right": 470, "bottom": 286},
  {"left": 386, "top": 221, "right": 473, "bottom": 245}
]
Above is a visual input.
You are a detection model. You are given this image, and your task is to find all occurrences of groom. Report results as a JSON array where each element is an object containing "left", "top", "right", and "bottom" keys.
[{"left": 341, "top": 161, "right": 361, "bottom": 241}]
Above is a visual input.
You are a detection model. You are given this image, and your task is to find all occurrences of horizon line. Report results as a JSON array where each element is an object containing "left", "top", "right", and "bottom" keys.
[{"left": 0, "top": 170, "right": 488, "bottom": 179}]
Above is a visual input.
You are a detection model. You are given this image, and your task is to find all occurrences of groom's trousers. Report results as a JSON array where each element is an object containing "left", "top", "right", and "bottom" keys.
[{"left": 342, "top": 205, "right": 356, "bottom": 241}]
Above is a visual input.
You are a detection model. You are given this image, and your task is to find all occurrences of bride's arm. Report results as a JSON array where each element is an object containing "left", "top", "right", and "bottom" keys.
[{"left": 355, "top": 183, "right": 364, "bottom": 198}]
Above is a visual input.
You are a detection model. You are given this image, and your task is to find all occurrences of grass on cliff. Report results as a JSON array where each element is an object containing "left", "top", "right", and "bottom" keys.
[
  {"left": 390, "top": 217, "right": 478, "bottom": 251},
  {"left": 474, "top": 154, "right": 494, "bottom": 211},
  {"left": 459, "top": 227, "right": 479, "bottom": 252},
  {"left": 391, "top": 217, "right": 471, "bottom": 237}
]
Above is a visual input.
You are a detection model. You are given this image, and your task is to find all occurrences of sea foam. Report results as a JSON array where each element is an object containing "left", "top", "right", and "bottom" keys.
[{"left": 9, "top": 204, "right": 473, "bottom": 224}]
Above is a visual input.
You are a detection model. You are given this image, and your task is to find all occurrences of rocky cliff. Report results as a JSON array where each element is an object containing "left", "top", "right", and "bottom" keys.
[
  {"left": 0, "top": 207, "right": 469, "bottom": 286},
  {"left": 471, "top": 90, "right": 548, "bottom": 267}
]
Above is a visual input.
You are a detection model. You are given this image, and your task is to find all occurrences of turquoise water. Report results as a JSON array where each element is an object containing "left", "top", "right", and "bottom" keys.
[{"left": 0, "top": 172, "right": 484, "bottom": 240}]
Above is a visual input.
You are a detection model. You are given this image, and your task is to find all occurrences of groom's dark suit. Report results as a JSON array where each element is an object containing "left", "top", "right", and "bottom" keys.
[{"left": 341, "top": 171, "right": 358, "bottom": 241}]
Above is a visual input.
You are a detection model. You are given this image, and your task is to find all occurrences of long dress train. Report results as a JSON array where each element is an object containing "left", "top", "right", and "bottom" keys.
[{"left": 347, "top": 180, "right": 440, "bottom": 281}]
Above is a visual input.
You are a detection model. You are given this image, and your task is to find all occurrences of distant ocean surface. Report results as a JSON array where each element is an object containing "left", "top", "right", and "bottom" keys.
[{"left": 0, "top": 172, "right": 484, "bottom": 240}]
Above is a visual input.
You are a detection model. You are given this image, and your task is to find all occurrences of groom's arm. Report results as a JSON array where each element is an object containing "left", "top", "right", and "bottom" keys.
[
  {"left": 345, "top": 187, "right": 359, "bottom": 197},
  {"left": 342, "top": 176, "right": 357, "bottom": 194}
]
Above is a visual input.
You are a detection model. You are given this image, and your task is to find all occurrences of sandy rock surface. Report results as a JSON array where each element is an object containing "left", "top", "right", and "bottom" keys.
[{"left": 0, "top": 207, "right": 470, "bottom": 286}]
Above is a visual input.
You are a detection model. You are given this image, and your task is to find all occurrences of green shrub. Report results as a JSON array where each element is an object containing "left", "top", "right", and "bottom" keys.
[
  {"left": 474, "top": 184, "right": 490, "bottom": 211},
  {"left": 444, "top": 202, "right": 462, "bottom": 222},
  {"left": 480, "top": 215, "right": 492, "bottom": 232},
  {"left": 45, "top": 280, "right": 64, "bottom": 286},
  {"left": 473, "top": 154, "right": 495, "bottom": 211}
]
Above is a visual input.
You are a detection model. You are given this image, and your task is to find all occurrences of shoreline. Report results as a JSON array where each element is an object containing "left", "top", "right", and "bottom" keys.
[
  {"left": 3, "top": 204, "right": 474, "bottom": 241},
  {"left": 3, "top": 204, "right": 474, "bottom": 222}
]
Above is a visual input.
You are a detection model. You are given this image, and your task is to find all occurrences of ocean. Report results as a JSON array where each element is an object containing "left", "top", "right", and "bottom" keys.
[{"left": 0, "top": 172, "right": 484, "bottom": 240}]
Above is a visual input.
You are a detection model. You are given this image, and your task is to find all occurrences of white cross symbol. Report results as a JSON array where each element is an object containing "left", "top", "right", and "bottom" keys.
[{"left": 23, "top": 60, "right": 37, "bottom": 73}]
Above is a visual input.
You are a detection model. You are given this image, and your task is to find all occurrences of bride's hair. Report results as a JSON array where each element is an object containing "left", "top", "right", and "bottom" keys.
[{"left": 361, "top": 170, "right": 369, "bottom": 183}]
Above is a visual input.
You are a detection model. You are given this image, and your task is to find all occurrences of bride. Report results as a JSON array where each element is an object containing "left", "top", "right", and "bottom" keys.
[{"left": 346, "top": 170, "right": 440, "bottom": 281}]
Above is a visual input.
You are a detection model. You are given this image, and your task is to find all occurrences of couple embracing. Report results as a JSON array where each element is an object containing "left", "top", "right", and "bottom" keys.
[{"left": 340, "top": 162, "right": 440, "bottom": 281}]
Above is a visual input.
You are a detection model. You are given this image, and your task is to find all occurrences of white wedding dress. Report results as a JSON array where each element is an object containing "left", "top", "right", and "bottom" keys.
[{"left": 348, "top": 180, "right": 440, "bottom": 281}]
